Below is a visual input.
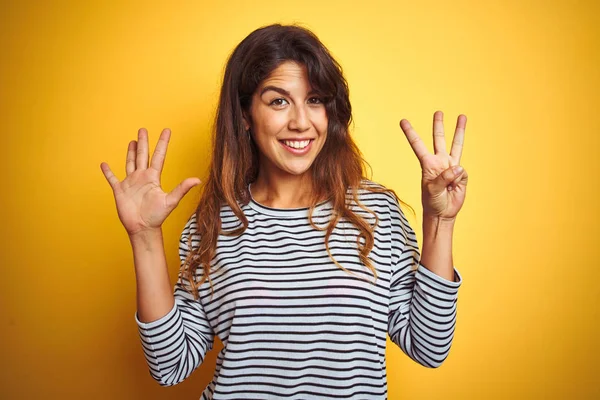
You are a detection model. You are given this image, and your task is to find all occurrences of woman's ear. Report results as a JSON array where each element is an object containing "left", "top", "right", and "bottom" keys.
[{"left": 242, "top": 112, "right": 251, "bottom": 131}]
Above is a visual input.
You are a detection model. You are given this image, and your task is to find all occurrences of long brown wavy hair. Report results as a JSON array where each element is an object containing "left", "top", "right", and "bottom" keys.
[{"left": 181, "top": 24, "right": 415, "bottom": 300}]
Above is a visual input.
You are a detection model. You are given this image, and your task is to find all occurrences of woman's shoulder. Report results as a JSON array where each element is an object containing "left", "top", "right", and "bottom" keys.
[
  {"left": 181, "top": 201, "right": 246, "bottom": 235},
  {"left": 354, "top": 178, "right": 401, "bottom": 206}
]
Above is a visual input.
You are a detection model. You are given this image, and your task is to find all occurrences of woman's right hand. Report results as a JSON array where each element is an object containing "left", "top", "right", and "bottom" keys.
[{"left": 100, "top": 128, "right": 201, "bottom": 237}]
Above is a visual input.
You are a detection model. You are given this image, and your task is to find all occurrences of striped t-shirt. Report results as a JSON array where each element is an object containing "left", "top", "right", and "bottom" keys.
[{"left": 135, "top": 180, "right": 462, "bottom": 399}]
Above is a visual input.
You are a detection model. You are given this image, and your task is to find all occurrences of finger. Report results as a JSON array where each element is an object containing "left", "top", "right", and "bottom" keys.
[
  {"left": 136, "top": 128, "right": 149, "bottom": 170},
  {"left": 100, "top": 162, "right": 120, "bottom": 191},
  {"left": 450, "top": 114, "right": 467, "bottom": 164},
  {"left": 150, "top": 128, "right": 171, "bottom": 173},
  {"left": 448, "top": 168, "right": 468, "bottom": 190},
  {"left": 126, "top": 140, "right": 137, "bottom": 176},
  {"left": 166, "top": 177, "right": 202, "bottom": 209},
  {"left": 399, "top": 119, "right": 430, "bottom": 162},
  {"left": 432, "top": 110, "right": 447, "bottom": 156}
]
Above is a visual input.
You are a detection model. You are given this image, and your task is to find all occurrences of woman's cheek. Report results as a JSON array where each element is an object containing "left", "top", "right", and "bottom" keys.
[
  {"left": 264, "top": 113, "right": 288, "bottom": 135},
  {"left": 311, "top": 109, "right": 328, "bottom": 131}
]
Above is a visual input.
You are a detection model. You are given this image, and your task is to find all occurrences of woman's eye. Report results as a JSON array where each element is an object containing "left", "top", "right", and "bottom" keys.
[
  {"left": 270, "top": 98, "right": 288, "bottom": 107},
  {"left": 308, "top": 97, "right": 323, "bottom": 104}
]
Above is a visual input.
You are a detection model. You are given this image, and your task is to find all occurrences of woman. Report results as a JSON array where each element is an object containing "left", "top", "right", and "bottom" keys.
[{"left": 101, "top": 24, "right": 468, "bottom": 399}]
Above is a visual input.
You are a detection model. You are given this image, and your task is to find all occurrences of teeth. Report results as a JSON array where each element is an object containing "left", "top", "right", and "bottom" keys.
[{"left": 283, "top": 140, "right": 311, "bottom": 149}]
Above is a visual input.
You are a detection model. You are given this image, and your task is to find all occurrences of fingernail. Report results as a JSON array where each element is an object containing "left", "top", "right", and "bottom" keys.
[{"left": 453, "top": 166, "right": 463, "bottom": 174}]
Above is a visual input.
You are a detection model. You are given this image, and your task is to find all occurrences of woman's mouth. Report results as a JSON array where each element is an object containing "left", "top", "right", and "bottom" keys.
[{"left": 279, "top": 139, "right": 314, "bottom": 155}]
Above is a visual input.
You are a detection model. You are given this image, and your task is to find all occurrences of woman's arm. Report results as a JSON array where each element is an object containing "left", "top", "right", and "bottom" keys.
[
  {"left": 388, "top": 201, "right": 462, "bottom": 368},
  {"left": 134, "top": 214, "right": 215, "bottom": 387},
  {"left": 419, "top": 215, "right": 458, "bottom": 282},
  {"left": 130, "top": 228, "right": 175, "bottom": 323}
]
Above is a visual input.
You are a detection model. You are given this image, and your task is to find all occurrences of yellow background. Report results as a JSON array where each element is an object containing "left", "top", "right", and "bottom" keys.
[{"left": 1, "top": 0, "right": 598, "bottom": 398}]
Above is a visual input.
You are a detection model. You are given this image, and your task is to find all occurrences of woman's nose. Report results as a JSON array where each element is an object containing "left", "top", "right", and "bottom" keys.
[{"left": 289, "top": 104, "right": 310, "bottom": 132}]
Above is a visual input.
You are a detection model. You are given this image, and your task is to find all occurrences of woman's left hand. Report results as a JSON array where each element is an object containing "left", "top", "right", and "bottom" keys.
[{"left": 399, "top": 111, "right": 468, "bottom": 221}]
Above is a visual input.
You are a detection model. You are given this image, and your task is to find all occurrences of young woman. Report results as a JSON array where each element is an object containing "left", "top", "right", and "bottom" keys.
[{"left": 101, "top": 24, "right": 469, "bottom": 399}]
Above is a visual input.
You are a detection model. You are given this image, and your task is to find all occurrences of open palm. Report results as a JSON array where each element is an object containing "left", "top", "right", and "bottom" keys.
[
  {"left": 100, "top": 128, "right": 200, "bottom": 236},
  {"left": 399, "top": 111, "right": 468, "bottom": 220}
]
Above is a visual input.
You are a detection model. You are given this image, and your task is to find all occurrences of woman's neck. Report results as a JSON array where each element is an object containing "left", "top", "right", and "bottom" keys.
[{"left": 250, "top": 172, "right": 314, "bottom": 209}]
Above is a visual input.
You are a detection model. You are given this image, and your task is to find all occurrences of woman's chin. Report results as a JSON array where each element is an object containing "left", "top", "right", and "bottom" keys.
[{"left": 281, "top": 162, "right": 314, "bottom": 176}]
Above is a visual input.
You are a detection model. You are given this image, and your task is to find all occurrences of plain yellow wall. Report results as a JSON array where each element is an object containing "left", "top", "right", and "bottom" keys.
[{"left": 1, "top": 0, "right": 598, "bottom": 398}]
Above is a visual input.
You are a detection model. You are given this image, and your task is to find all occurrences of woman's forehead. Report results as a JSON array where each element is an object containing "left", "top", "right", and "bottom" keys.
[{"left": 258, "top": 61, "right": 314, "bottom": 93}]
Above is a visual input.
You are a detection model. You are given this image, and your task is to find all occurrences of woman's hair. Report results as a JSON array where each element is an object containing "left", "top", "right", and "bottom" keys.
[{"left": 181, "top": 23, "right": 415, "bottom": 300}]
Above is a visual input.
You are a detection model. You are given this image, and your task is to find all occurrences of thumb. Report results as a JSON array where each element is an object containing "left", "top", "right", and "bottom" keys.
[
  {"left": 431, "top": 166, "right": 463, "bottom": 192},
  {"left": 166, "top": 178, "right": 202, "bottom": 209}
]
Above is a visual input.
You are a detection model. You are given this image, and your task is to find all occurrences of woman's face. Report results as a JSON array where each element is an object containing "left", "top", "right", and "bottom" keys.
[{"left": 245, "top": 61, "right": 328, "bottom": 179}]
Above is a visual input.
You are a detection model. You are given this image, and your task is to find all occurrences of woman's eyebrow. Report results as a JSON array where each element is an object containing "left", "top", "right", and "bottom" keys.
[
  {"left": 260, "top": 85, "right": 318, "bottom": 97},
  {"left": 260, "top": 86, "right": 290, "bottom": 97}
]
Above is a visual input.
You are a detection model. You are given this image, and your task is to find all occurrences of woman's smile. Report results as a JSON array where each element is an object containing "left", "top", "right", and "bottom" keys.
[{"left": 279, "top": 138, "right": 315, "bottom": 154}]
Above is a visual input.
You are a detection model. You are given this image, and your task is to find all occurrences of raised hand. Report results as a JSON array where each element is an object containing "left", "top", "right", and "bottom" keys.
[
  {"left": 100, "top": 128, "right": 201, "bottom": 237},
  {"left": 399, "top": 111, "right": 468, "bottom": 221}
]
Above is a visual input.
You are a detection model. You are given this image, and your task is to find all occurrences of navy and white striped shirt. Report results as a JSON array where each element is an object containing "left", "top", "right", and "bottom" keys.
[{"left": 135, "top": 180, "right": 462, "bottom": 399}]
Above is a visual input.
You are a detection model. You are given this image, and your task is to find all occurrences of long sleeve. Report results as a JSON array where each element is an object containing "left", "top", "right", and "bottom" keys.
[
  {"left": 134, "top": 214, "right": 215, "bottom": 386},
  {"left": 387, "top": 200, "right": 463, "bottom": 368}
]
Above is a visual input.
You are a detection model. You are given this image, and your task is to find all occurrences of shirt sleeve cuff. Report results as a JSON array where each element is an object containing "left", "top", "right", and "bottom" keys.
[
  {"left": 416, "top": 262, "right": 463, "bottom": 290},
  {"left": 134, "top": 301, "right": 178, "bottom": 330}
]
